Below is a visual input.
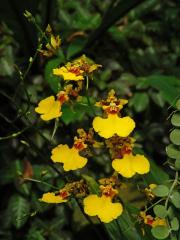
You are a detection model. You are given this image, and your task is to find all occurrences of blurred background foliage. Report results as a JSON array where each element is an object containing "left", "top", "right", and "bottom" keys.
[{"left": 0, "top": 0, "right": 180, "bottom": 239}]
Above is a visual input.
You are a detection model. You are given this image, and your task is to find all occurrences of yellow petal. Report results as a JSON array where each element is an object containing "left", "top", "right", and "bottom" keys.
[
  {"left": 51, "top": 35, "right": 56, "bottom": 48},
  {"left": 93, "top": 114, "right": 135, "bottom": 139},
  {"left": 51, "top": 144, "right": 69, "bottom": 163},
  {"left": 116, "top": 116, "right": 135, "bottom": 137},
  {"left": 131, "top": 154, "right": 150, "bottom": 175},
  {"left": 83, "top": 195, "right": 102, "bottom": 216},
  {"left": 51, "top": 144, "right": 87, "bottom": 171},
  {"left": 89, "top": 64, "right": 102, "bottom": 73},
  {"left": 98, "top": 196, "right": 123, "bottom": 223},
  {"left": 53, "top": 67, "right": 84, "bottom": 81},
  {"left": 50, "top": 35, "right": 61, "bottom": 49},
  {"left": 149, "top": 184, "right": 157, "bottom": 190},
  {"left": 112, "top": 154, "right": 150, "bottom": 178},
  {"left": 35, "top": 96, "right": 55, "bottom": 114},
  {"left": 40, "top": 192, "right": 67, "bottom": 204},
  {"left": 83, "top": 195, "right": 123, "bottom": 223},
  {"left": 35, "top": 96, "right": 61, "bottom": 121},
  {"left": 112, "top": 157, "right": 136, "bottom": 178}
]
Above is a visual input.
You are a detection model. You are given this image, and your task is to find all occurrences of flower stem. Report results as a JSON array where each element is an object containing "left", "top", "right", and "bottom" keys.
[
  {"left": 24, "top": 177, "right": 59, "bottom": 190},
  {"left": 85, "top": 76, "right": 96, "bottom": 115},
  {"left": 165, "top": 171, "right": 179, "bottom": 209}
]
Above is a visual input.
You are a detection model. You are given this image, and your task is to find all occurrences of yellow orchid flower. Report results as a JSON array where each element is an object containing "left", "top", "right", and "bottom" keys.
[
  {"left": 51, "top": 144, "right": 87, "bottom": 171},
  {"left": 39, "top": 31, "right": 61, "bottom": 57},
  {"left": 93, "top": 114, "right": 135, "bottom": 139},
  {"left": 73, "top": 54, "right": 102, "bottom": 74},
  {"left": 83, "top": 194, "right": 123, "bottom": 223},
  {"left": 53, "top": 66, "right": 84, "bottom": 81},
  {"left": 53, "top": 55, "right": 101, "bottom": 81},
  {"left": 140, "top": 211, "right": 167, "bottom": 227},
  {"left": 40, "top": 192, "right": 68, "bottom": 204},
  {"left": 112, "top": 154, "right": 150, "bottom": 178},
  {"left": 35, "top": 96, "right": 62, "bottom": 121}
]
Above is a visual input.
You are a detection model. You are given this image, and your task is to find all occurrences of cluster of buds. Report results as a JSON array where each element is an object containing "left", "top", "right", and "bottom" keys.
[
  {"left": 56, "top": 82, "right": 83, "bottom": 105},
  {"left": 143, "top": 184, "right": 157, "bottom": 201},
  {"left": 98, "top": 175, "right": 121, "bottom": 200},
  {"left": 96, "top": 89, "right": 128, "bottom": 115},
  {"left": 106, "top": 135, "right": 135, "bottom": 159},
  {"left": 53, "top": 55, "right": 101, "bottom": 81},
  {"left": 39, "top": 24, "right": 61, "bottom": 57},
  {"left": 76, "top": 128, "right": 102, "bottom": 148},
  {"left": 99, "top": 175, "right": 120, "bottom": 189},
  {"left": 100, "top": 185, "right": 118, "bottom": 199},
  {"left": 62, "top": 179, "right": 89, "bottom": 199},
  {"left": 40, "top": 180, "right": 88, "bottom": 204}
]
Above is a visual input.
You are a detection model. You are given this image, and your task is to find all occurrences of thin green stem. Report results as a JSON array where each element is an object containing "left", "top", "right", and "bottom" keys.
[
  {"left": 85, "top": 76, "right": 96, "bottom": 115},
  {"left": 24, "top": 177, "right": 59, "bottom": 190},
  {"left": 51, "top": 118, "right": 59, "bottom": 141},
  {"left": 33, "top": 19, "right": 48, "bottom": 42},
  {"left": 145, "top": 198, "right": 165, "bottom": 212},
  {"left": 86, "top": 75, "right": 89, "bottom": 91},
  {"left": 164, "top": 171, "right": 178, "bottom": 240},
  {"left": 165, "top": 171, "right": 179, "bottom": 209},
  {"left": 0, "top": 126, "right": 30, "bottom": 141}
]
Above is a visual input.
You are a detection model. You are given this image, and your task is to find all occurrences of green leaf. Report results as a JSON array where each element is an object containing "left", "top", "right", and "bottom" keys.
[
  {"left": 166, "top": 144, "right": 180, "bottom": 159},
  {"left": 175, "top": 158, "right": 180, "bottom": 170},
  {"left": 140, "top": 75, "right": 180, "bottom": 105},
  {"left": 171, "top": 191, "right": 180, "bottom": 209},
  {"left": 26, "top": 229, "right": 45, "bottom": 240},
  {"left": 104, "top": 220, "right": 122, "bottom": 240},
  {"left": 176, "top": 99, "right": 180, "bottom": 110},
  {"left": 33, "top": 164, "right": 58, "bottom": 192},
  {"left": 153, "top": 205, "right": 168, "bottom": 218},
  {"left": 61, "top": 104, "right": 84, "bottom": 124},
  {"left": 144, "top": 160, "right": 169, "bottom": 184},
  {"left": 129, "top": 93, "right": 149, "bottom": 112},
  {"left": 82, "top": 175, "right": 99, "bottom": 194},
  {"left": 8, "top": 195, "right": 30, "bottom": 229},
  {"left": 85, "top": 0, "right": 144, "bottom": 48},
  {"left": 0, "top": 160, "right": 22, "bottom": 186},
  {"left": 150, "top": 92, "right": 165, "bottom": 108},
  {"left": 61, "top": 100, "right": 94, "bottom": 125},
  {"left": 170, "top": 129, "right": 180, "bottom": 146},
  {"left": 44, "top": 58, "right": 63, "bottom": 93},
  {"left": 117, "top": 209, "right": 142, "bottom": 240},
  {"left": 151, "top": 226, "right": 170, "bottom": 239},
  {"left": 66, "top": 38, "right": 85, "bottom": 59},
  {"left": 170, "top": 217, "right": 179, "bottom": 231},
  {"left": 152, "top": 185, "right": 169, "bottom": 197},
  {"left": 171, "top": 113, "right": 180, "bottom": 127},
  {"left": 167, "top": 206, "right": 175, "bottom": 219}
]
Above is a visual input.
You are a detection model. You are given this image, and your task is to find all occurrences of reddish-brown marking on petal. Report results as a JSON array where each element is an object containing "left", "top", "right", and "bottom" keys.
[
  {"left": 74, "top": 141, "right": 85, "bottom": 151},
  {"left": 59, "top": 190, "right": 68, "bottom": 199},
  {"left": 121, "top": 146, "right": 132, "bottom": 156},
  {"left": 57, "top": 92, "right": 68, "bottom": 104},
  {"left": 147, "top": 218, "right": 154, "bottom": 226},
  {"left": 69, "top": 67, "right": 81, "bottom": 75}
]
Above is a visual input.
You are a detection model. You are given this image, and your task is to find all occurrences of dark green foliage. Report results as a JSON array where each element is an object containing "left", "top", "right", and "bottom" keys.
[{"left": 0, "top": 1, "right": 180, "bottom": 240}]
